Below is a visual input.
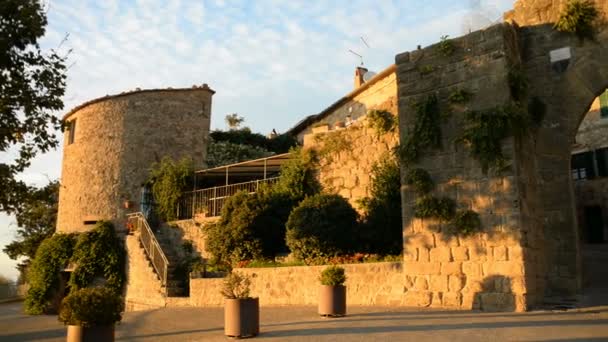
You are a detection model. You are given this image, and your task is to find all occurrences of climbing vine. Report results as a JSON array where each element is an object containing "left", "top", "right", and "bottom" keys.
[
  {"left": 313, "top": 129, "right": 353, "bottom": 163},
  {"left": 413, "top": 196, "right": 456, "bottom": 221},
  {"left": 448, "top": 89, "right": 473, "bottom": 104},
  {"left": 367, "top": 109, "right": 397, "bottom": 135},
  {"left": 149, "top": 156, "right": 194, "bottom": 222},
  {"left": 554, "top": 0, "right": 599, "bottom": 40},
  {"left": 398, "top": 94, "right": 442, "bottom": 166},
  {"left": 404, "top": 168, "right": 434, "bottom": 195},
  {"left": 68, "top": 221, "right": 126, "bottom": 294},
  {"left": 24, "top": 221, "right": 125, "bottom": 315}
]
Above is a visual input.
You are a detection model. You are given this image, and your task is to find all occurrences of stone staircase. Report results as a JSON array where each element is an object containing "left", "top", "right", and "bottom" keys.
[{"left": 150, "top": 224, "right": 189, "bottom": 297}]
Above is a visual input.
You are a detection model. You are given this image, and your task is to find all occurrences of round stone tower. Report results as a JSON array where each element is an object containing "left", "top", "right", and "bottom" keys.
[{"left": 56, "top": 85, "right": 214, "bottom": 233}]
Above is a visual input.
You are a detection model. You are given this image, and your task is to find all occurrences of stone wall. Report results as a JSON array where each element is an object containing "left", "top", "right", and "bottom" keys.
[
  {"left": 189, "top": 262, "right": 405, "bottom": 307},
  {"left": 56, "top": 86, "right": 213, "bottom": 233},
  {"left": 396, "top": 24, "right": 530, "bottom": 311},
  {"left": 505, "top": 0, "right": 608, "bottom": 26},
  {"left": 169, "top": 218, "right": 217, "bottom": 259},
  {"left": 301, "top": 70, "right": 399, "bottom": 209}
]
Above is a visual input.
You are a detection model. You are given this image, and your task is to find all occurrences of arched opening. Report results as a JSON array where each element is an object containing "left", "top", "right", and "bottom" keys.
[{"left": 570, "top": 89, "right": 608, "bottom": 306}]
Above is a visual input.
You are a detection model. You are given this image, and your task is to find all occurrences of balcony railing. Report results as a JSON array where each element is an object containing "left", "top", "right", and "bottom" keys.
[{"left": 177, "top": 177, "right": 280, "bottom": 219}]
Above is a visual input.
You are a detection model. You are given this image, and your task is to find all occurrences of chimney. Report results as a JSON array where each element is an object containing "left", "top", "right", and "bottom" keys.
[{"left": 354, "top": 66, "right": 368, "bottom": 89}]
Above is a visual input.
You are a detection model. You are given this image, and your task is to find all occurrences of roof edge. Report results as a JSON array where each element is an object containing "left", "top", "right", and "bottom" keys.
[
  {"left": 287, "top": 64, "right": 397, "bottom": 135},
  {"left": 62, "top": 84, "right": 215, "bottom": 121}
]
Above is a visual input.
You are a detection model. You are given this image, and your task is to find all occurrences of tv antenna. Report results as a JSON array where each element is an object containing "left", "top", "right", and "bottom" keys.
[{"left": 349, "top": 49, "right": 364, "bottom": 66}]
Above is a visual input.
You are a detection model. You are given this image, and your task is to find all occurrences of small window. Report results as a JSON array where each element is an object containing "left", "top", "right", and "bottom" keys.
[
  {"left": 67, "top": 120, "right": 76, "bottom": 145},
  {"left": 83, "top": 220, "right": 97, "bottom": 225},
  {"left": 600, "top": 90, "right": 608, "bottom": 118},
  {"left": 571, "top": 151, "right": 595, "bottom": 180}
]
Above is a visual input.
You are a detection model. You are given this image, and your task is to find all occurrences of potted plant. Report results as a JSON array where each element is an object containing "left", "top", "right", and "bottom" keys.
[
  {"left": 221, "top": 272, "right": 259, "bottom": 338},
  {"left": 318, "top": 266, "right": 347, "bottom": 317},
  {"left": 59, "top": 287, "right": 124, "bottom": 342}
]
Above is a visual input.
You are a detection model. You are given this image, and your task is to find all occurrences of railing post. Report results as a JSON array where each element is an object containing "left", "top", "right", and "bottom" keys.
[{"left": 213, "top": 187, "right": 217, "bottom": 217}]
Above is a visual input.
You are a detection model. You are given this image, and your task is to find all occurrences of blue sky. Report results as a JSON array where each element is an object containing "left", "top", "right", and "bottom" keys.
[{"left": 0, "top": 0, "right": 515, "bottom": 280}]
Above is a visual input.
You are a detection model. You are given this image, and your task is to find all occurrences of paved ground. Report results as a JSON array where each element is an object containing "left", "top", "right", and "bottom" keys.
[{"left": 1, "top": 301, "right": 608, "bottom": 341}]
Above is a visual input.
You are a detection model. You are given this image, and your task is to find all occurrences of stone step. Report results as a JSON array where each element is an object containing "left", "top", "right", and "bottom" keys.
[{"left": 165, "top": 297, "right": 191, "bottom": 307}]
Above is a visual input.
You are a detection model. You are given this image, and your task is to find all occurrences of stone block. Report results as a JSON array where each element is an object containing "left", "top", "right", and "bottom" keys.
[
  {"left": 404, "top": 248, "right": 417, "bottom": 262},
  {"left": 493, "top": 246, "right": 508, "bottom": 261},
  {"left": 430, "top": 247, "right": 453, "bottom": 262},
  {"left": 462, "top": 292, "right": 481, "bottom": 310},
  {"left": 429, "top": 275, "right": 449, "bottom": 292},
  {"left": 405, "top": 233, "right": 434, "bottom": 249},
  {"left": 403, "top": 290, "right": 432, "bottom": 307},
  {"left": 442, "top": 292, "right": 462, "bottom": 307},
  {"left": 462, "top": 262, "right": 483, "bottom": 279},
  {"left": 479, "top": 293, "right": 515, "bottom": 312},
  {"left": 418, "top": 247, "right": 430, "bottom": 262},
  {"left": 452, "top": 246, "right": 469, "bottom": 261},
  {"left": 430, "top": 292, "right": 443, "bottom": 307},
  {"left": 509, "top": 245, "right": 524, "bottom": 261},
  {"left": 441, "top": 262, "right": 463, "bottom": 275},
  {"left": 449, "top": 275, "right": 466, "bottom": 292},
  {"left": 467, "top": 245, "right": 488, "bottom": 262},
  {"left": 414, "top": 277, "right": 429, "bottom": 291},
  {"left": 404, "top": 261, "right": 441, "bottom": 275},
  {"left": 482, "top": 261, "right": 524, "bottom": 277}
]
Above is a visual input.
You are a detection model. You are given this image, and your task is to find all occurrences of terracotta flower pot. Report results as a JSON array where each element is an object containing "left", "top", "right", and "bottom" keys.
[
  {"left": 67, "top": 325, "right": 114, "bottom": 342},
  {"left": 224, "top": 298, "right": 259, "bottom": 338},
  {"left": 318, "top": 285, "right": 346, "bottom": 317}
]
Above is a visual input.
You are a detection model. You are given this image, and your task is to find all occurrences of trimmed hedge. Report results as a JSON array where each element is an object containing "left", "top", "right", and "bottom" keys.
[{"left": 286, "top": 194, "right": 359, "bottom": 263}]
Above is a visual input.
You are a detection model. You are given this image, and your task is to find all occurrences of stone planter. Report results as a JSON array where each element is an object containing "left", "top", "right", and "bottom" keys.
[
  {"left": 67, "top": 325, "right": 114, "bottom": 342},
  {"left": 318, "top": 285, "right": 346, "bottom": 317},
  {"left": 224, "top": 298, "right": 259, "bottom": 338}
]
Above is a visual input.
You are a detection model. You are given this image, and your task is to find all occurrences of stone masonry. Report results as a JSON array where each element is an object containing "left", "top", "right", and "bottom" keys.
[
  {"left": 396, "top": 0, "right": 608, "bottom": 310},
  {"left": 56, "top": 86, "right": 214, "bottom": 233}
]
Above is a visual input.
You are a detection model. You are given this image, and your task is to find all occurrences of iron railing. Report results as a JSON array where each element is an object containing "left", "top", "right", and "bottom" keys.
[
  {"left": 178, "top": 177, "right": 281, "bottom": 219},
  {"left": 127, "top": 212, "right": 169, "bottom": 292}
]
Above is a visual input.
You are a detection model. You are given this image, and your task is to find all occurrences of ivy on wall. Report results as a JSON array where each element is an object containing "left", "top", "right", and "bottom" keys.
[
  {"left": 149, "top": 157, "right": 194, "bottom": 222},
  {"left": 398, "top": 94, "right": 442, "bottom": 166},
  {"left": 24, "top": 222, "right": 125, "bottom": 315},
  {"left": 367, "top": 109, "right": 397, "bottom": 136}
]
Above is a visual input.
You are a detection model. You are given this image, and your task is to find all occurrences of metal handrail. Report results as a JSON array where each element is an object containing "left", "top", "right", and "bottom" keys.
[
  {"left": 127, "top": 212, "right": 169, "bottom": 292},
  {"left": 177, "top": 177, "right": 281, "bottom": 219}
]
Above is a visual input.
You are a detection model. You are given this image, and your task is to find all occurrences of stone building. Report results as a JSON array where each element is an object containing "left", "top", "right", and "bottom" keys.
[{"left": 56, "top": 86, "right": 214, "bottom": 233}]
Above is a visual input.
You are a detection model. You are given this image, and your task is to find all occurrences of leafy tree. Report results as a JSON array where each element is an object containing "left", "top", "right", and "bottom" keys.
[
  {"left": 0, "top": 1, "right": 68, "bottom": 213},
  {"left": 206, "top": 139, "right": 273, "bottom": 168},
  {"left": 273, "top": 147, "right": 319, "bottom": 201},
  {"left": 358, "top": 156, "right": 403, "bottom": 255},
  {"left": 225, "top": 113, "right": 245, "bottom": 130},
  {"left": 210, "top": 128, "right": 298, "bottom": 154},
  {"left": 3, "top": 181, "right": 58, "bottom": 281}
]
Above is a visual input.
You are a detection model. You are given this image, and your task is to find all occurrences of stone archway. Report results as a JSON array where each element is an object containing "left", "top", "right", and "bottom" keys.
[{"left": 395, "top": 1, "right": 608, "bottom": 311}]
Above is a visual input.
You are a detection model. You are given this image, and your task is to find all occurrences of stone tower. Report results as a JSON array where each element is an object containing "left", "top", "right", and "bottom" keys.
[{"left": 56, "top": 86, "right": 214, "bottom": 233}]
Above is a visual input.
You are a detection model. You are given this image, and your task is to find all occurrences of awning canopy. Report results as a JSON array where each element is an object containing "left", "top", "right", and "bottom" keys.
[{"left": 194, "top": 153, "right": 292, "bottom": 186}]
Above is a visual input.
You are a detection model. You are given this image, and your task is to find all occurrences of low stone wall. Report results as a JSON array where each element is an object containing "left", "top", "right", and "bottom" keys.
[
  {"left": 189, "top": 262, "right": 405, "bottom": 307},
  {"left": 170, "top": 218, "right": 216, "bottom": 259}
]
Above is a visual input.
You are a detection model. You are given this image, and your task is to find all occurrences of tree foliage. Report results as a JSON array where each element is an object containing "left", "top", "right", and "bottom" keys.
[
  {"left": 273, "top": 147, "right": 319, "bottom": 201},
  {"left": 225, "top": 113, "right": 245, "bottom": 130},
  {"left": 210, "top": 128, "right": 297, "bottom": 155},
  {"left": 286, "top": 194, "right": 359, "bottom": 263},
  {"left": 3, "top": 181, "right": 58, "bottom": 280},
  {"left": 149, "top": 157, "right": 193, "bottom": 221},
  {"left": 358, "top": 156, "right": 403, "bottom": 255},
  {"left": 59, "top": 287, "right": 123, "bottom": 327},
  {"left": 0, "top": 0, "right": 67, "bottom": 213},
  {"left": 206, "top": 139, "right": 273, "bottom": 168},
  {"left": 205, "top": 189, "right": 297, "bottom": 266}
]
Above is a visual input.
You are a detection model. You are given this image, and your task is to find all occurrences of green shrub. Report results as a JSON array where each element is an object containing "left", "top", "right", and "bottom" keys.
[
  {"left": 358, "top": 156, "right": 403, "bottom": 255},
  {"left": 438, "top": 35, "right": 454, "bottom": 57},
  {"left": 24, "top": 233, "right": 75, "bottom": 314},
  {"left": 68, "top": 222, "right": 125, "bottom": 294},
  {"left": 210, "top": 128, "right": 298, "bottom": 154},
  {"left": 451, "top": 210, "right": 482, "bottom": 236},
  {"left": 273, "top": 147, "right": 319, "bottom": 201},
  {"left": 367, "top": 110, "right": 397, "bottom": 135},
  {"left": 448, "top": 89, "right": 472, "bottom": 104},
  {"left": 206, "top": 139, "right": 274, "bottom": 168},
  {"left": 413, "top": 196, "right": 456, "bottom": 221},
  {"left": 404, "top": 168, "right": 434, "bottom": 195},
  {"left": 58, "top": 287, "right": 123, "bottom": 327},
  {"left": 220, "top": 272, "right": 251, "bottom": 299},
  {"left": 319, "top": 266, "right": 346, "bottom": 286},
  {"left": 286, "top": 194, "right": 359, "bottom": 263},
  {"left": 205, "top": 189, "right": 297, "bottom": 266},
  {"left": 149, "top": 157, "right": 193, "bottom": 221},
  {"left": 554, "top": 0, "right": 599, "bottom": 40}
]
